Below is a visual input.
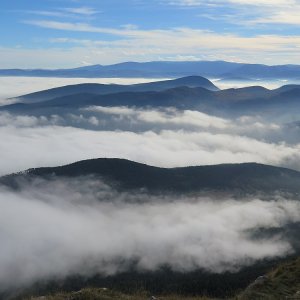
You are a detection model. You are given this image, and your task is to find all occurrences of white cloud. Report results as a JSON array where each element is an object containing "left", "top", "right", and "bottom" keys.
[
  {"left": 63, "top": 7, "right": 100, "bottom": 16},
  {"left": 23, "top": 10, "right": 71, "bottom": 18},
  {"left": 252, "top": 11, "right": 300, "bottom": 25},
  {"left": 168, "top": 0, "right": 294, "bottom": 6},
  {"left": 0, "top": 120, "right": 299, "bottom": 176},
  {"left": 11, "top": 21, "right": 299, "bottom": 67},
  {"left": 0, "top": 112, "right": 48, "bottom": 127},
  {"left": 166, "top": 0, "right": 300, "bottom": 25},
  {"left": 81, "top": 106, "right": 296, "bottom": 144},
  {"left": 26, "top": 21, "right": 300, "bottom": 50},
  {"left": 20, "top": 6, "right": 100, "bottom": 19},
  {"left": 23, "top": 20, "right": 131, "bottom": 35},
  {"left": 84, "top": 106, "right": 231, "bottom": 130},
  {"left": 0, "top": 179, "right": 299, "bottom": 288}
]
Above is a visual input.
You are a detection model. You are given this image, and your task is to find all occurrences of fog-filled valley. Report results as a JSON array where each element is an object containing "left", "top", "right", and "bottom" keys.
[
  {"left": 1, "top": 75, "right": 300, "bottom": 299},
  {"left": 3, "top": 0, "right": 300, "bottom": 297},
  {"left": 0, "top": 77, "right": 300, "bottom": 175},
  {"left": 1, "top": 175, "right": 300, "bottom": 293}
]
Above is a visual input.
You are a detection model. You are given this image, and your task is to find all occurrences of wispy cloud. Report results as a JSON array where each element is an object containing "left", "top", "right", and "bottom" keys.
[
  {"left": 20, "top": 20, "right": 300, "bottom": 65},
  {"left": 23, "top": 10, "right": 70, "bottom": 18},
  {"left": 20, "top": 6, "right": 100, "bottom": 20},
  {"left": 62, "top": 7, "right": 101, "bottom": 16},
  {"left": 3, "top": 1, "right": 300, "bottom": 68},
  {"left": 167, "top": 0, "right": 294, "bottom": 6},
  {"left": 24, "top": 20, "right": 126, "bottom": 35},
  {"left": 165, "top": 0, "right": 300, "bottom": 26},
  {"left": 26, "top": 20, "right": 300, "bottom": 50},
  {"left": 84, "top": 106, "right": 231, "bottom": 130},
  {"left": 0, "top": 109, "right": 299, "bottom": 175}
]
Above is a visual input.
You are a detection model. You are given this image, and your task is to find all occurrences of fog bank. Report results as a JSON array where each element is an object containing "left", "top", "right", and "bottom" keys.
[{"left": 0, "top": 178, "right": 299, "bottom": 289}]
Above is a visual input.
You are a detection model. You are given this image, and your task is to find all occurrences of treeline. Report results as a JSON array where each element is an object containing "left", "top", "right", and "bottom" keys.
[{"left": 7, "top": 257, "right": 296, "bottom": 300}]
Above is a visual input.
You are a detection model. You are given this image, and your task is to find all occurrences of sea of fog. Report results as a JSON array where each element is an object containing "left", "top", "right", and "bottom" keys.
[
  {"left": 0, "top": 76, "right": 299, "bottom": 176},
  {"left": 212, "top": 78, "right": 300, "bottom": 90},
  {"left": 0, "top": 76, "right": 300, "bottom": 293},
  {"left": 1, "top": 177, "right": 299, "bottom": 289}
]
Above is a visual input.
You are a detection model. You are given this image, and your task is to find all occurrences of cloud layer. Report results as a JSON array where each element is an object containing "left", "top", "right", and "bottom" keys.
[
  {"left": 0, "top": 77, "right": 299, "bottom": 176},
  {"left": 15, "top": 22, "right": 300, "bottom": 67},
  {"left": 2, "top": 0, "right": 300, "bottom": 68},
  {"left": 0, "top": 178, "right": 299, "bottom": 289},
  {"left": 0, "top": 120, "right": 300, "bottom": 176},
  {"left": 167, "top": 0, "right": 300, "bottom": 25},
  {"left": 0, "top": 99, "right": 300, "bottom": 176}
]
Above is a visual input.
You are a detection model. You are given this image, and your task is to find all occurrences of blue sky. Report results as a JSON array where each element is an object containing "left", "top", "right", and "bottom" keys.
[{"left": 0, "top": 0, "right": 300, "bottom": 68}]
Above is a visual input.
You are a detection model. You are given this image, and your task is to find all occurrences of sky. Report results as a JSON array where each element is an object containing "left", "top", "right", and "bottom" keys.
[{"left": 0, "top": 0, "right": 300, "bottom": 68}]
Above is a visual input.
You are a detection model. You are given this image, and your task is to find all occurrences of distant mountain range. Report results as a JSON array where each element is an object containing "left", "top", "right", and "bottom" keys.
[
  {"left": 2, "top": 158, "right": 300, "bottom": 196},
  {"left": 1, "top": 60, "right": 300, "bottom": 80},
  {"left": 3, "top": 76, "right": 300, "bottom": 120}
]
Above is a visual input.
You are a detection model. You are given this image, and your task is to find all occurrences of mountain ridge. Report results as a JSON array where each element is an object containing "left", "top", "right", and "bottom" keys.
[
  {"left": 2, "top": 158, "right": 300, "bottom": 195},
  {"left": 3, "top": 83, "right": 300, "bottom": 119},
  {"left": 2, "top": 60, "right": 300, "bottom": 79},
  {"left": 12, "top": 76, "right": 219, "bottom": 103}
]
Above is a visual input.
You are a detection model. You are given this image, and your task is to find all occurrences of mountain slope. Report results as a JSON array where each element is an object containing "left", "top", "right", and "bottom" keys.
[
  {"left": 239, "top": 257, "right": 300, "bottom": 300},
  {"left": 2, "top": 158, "right": 300, "bottom": 195},
  {"left": 18, "top": 288, "right": 213, "bottom": 300},
  {"left": 3, "top": 84, "right": 300, "bottom": 120},
  {"left": 14, "top": 76, "right": 219, "bottom": 103},
  {"left": 18, "top": 258, "right": 300, "bottom": 300}
]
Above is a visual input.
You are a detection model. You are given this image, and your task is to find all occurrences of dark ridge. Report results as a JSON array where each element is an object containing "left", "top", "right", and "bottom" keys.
[
  {"left": 1, "top": 87, "right": 215, "bottom": 112},
  {"left": 239, "top": 257, "right": 300, "bottom": 300},
  {"left": 14, "top": 76, "right": 219, "bottom": 103},
  {"left": 8, "top": 257, "right": 294, "bottom": 300},
  {"left": 2, "top": 158, "right": 300, "bottom": 195},
  {"left": 273, "top": 84, "right": 300, "bottom": 93},
  {"left": 2, "top": 83, "right": 300, "bottom": 120}
]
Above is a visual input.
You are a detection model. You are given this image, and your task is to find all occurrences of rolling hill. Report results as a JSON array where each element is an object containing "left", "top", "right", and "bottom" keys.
[
  {"left": 2, "top": 82, "right": 300, "bottom": 120},
  {"left": 14, "top": 76, "right": 219, "bottom": 103},
  {"left": 2, "top": 158, "right": 300, "bottom": 196},
  {"left": 2, "top": 159, "right": 300, "bottom": 300}
]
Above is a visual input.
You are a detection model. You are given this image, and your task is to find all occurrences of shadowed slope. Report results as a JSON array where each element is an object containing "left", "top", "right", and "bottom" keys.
[
  {"left": 14, "top": 76, "right": 219, "bottom": 103},
  {"left": 2, "top": 158, "right": 300, "bottom": 195},
  {"left": 239, "top": 257, "right": 300, "bottom": 300}
]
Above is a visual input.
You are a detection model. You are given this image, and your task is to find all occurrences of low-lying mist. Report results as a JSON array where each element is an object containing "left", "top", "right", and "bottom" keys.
[
  {"left": 0, "top": 177, "right": 300, "bottom": 290},
  {"left": 0, "top": 110, "right": 300, "bottom": 176},
  {"left": 211, "top": 78, "right": 300, "bottom": 90}
]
